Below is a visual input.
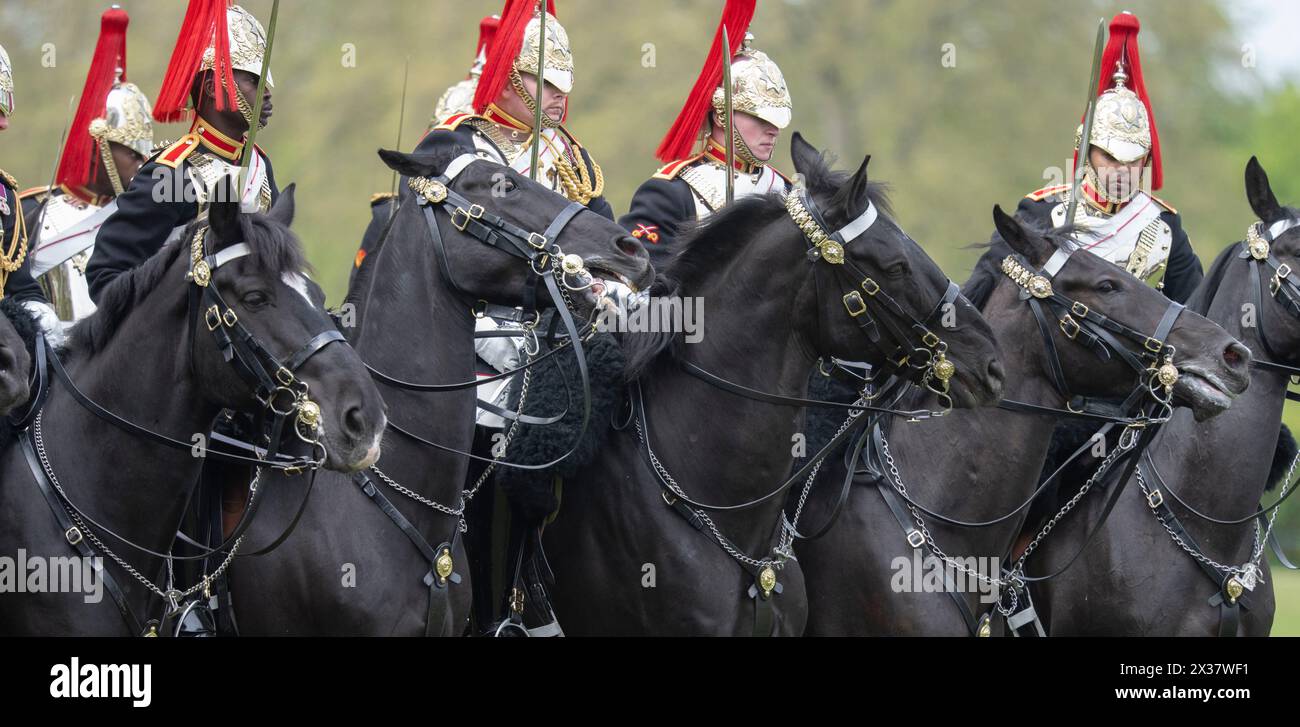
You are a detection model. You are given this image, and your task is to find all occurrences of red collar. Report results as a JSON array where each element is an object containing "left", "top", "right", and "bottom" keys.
[
  {"left": 1081, "top": 180, "right": 1129, "bottom": 215},
  {"left": 190, "top": 117, "right": 246, "bottom": 161},
  {"left": 704, "top": 138, "right": 761, "bottom": 175}
]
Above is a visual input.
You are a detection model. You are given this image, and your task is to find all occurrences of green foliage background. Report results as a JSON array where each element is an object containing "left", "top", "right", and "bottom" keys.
[{"left": 4, "top": 0, "right": 1300, "bottom": 632}]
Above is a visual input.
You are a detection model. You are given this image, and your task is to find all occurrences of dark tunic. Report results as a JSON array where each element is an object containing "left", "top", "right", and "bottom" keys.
[
  {"left": 1014, "top": 193, "right": 1203, "bottom": 304},
  {"left": 86, "top": 147, "right": 277, "bottom": 302}
]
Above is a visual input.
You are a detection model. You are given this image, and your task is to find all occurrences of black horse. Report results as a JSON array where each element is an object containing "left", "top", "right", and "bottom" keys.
[
  {"left": 229, "top": 148, "right": 652, "bottom": 636},
  {"left": 0, "top": 188, "right": 388, "bottom": 636},
  {"left": 0, "top": 299, "right": 32, "bottom": 415},
  {"left": 1033, "top": 158, "right": 1298, "bottom": 636},
  {"left": 797, "top": 206, "right": 1251, "bottom": 635},
  {"left": 541, "top": 134, "right": 1005, "bottom": 636}
]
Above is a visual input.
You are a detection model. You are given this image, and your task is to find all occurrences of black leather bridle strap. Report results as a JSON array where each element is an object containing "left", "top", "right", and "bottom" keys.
[
  {"left": 352, "top": 470, "right": 461, "bottom": 637},
  {"left": 20, "top": 433, "right": 144, "bottom": 635}
]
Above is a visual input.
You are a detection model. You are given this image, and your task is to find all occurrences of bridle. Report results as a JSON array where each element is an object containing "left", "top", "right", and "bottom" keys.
[
  {"left": 1242, "top": 218, "right": 1300, "bottom": 382},
  {"left": 349, "top": 153, "right": 617, "bottom": 637},
  {"left": 10, "top": 221, "right": 351, "bottom": 635},
  {"left": 628, "top": 183, "right": 978, "bottom": 629},
  {"left": 1116, "top": 218, "right": 1300, "bottom": 635},
  {"left": 860, "top": 238, "right": 1194, "bottom": 634},
  {"left": 997, "top": 243, "right": 1185, "bottom": 423},
  {"left": 786, "top": 187, "right": 960, "bottom": 402},
  {"left": 363, "top": 153, "right": 606, "bottom": 470}
]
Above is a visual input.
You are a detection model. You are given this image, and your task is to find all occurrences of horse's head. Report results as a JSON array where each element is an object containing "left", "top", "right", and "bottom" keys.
[
  {"left": 786, "top": 133, "right": 1003, "bottom": 408},
  {"left": 1238, "top": 156, "right": 1300, "bottom": 364},
  {"left": 991, "top": 206, "right": 1250, "bottom": 421},
  {"left": 193, "top": 185, "right": 387, "bottom": 471},
  {"left": 0, "top": 300, "right": 32, "bottom": 415},
  {"left": 378, "top": 148, "right": 653, "bottom": 316}
]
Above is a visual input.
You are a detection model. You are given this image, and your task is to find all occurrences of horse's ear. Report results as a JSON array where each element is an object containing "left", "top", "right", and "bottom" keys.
[
  {"left": 378, "top": 148, "right": 447, "bottom": 178},
  {"left": 789, "top": 132, "right": 820, "bottom": 178},
  {"left": 267, "top": 183, "right": 296, "bottom": 227},
  {"left": 992, "top": 204, "right": 1053, "bottom": 265},
  {"left": 1246, "top": 156, "right": 1285, "bottom": 224},
  {"left": 846, "top": 155, "right": 871, "bottom": 206},
  {"left": 207, "top": 177, "right": 243, "bottom": 248}
]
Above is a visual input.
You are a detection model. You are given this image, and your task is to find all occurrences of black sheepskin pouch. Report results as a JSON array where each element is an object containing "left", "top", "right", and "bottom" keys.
[{"left": 494, "top": 332, "right": 628, "bottom": 522}]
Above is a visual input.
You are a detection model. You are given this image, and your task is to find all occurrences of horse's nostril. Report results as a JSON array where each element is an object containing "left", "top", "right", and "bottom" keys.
[
  {"left": 987, "top": 359, "right": 1005, "bottom": 388},
  {"left": 342, "top": 405, "right": 367, "bottom": 440},
  {"left": 616, "top": 236, "right": 642, "bottom": 257},
  {"left": 1223, "top": 342, "right": 1251, "bottom": 370}
]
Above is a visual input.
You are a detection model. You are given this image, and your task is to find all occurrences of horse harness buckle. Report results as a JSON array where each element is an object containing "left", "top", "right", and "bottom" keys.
[{"left": 450, "top": 203, "right": 485, "bottom": 232}]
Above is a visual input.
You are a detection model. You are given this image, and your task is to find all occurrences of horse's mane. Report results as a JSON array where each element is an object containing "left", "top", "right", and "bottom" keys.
[
  {"left": 71, "top": 211, "right": 309, "bottom": 356},
  {"left": 961, "top": 219, "right": 1080, "bottom": 312},
  {"left": 0, "top": 296, "right": 41, "bottom": 358},
  {"left": 623, "top": 153, "right": 893, "bottom": 380},
  {"left": 1185, "top": 242, "right": 1243, "bottom": 317}
]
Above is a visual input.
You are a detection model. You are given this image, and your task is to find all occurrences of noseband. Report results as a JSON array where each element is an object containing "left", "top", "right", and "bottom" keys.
[{"left": 786, "top": 188, "right": 960, "bottom": 402}]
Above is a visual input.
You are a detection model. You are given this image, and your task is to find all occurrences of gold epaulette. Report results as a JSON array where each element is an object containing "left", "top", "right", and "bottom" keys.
[
  {"left": 370, "top": 192, "right": 397, "bottom": 206},
  {"left": 0, "top": 168, "right": 17, "bottom": 192},
  {"left": 155, "top": 134, "right": 202, "bottom": 169},
  {"left": 1026, "top": 184, "right": 1069, "bottom": 202},
  {"left": 432, "top": 112, "right": 485, "bottom": 132},
  {"left": 1150, "top": 194, "right": 1177, "bottom": 215},
  {"left": 652, "top": 154, "right": 706, "bottom": 181}
]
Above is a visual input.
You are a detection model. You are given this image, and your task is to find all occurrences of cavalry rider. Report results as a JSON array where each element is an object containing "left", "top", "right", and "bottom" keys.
[
  {"left": 4, "top": 7, "right": 155, "bottom": 342},
  {"left": 416, "top": 0, "right": 611, "bottom": 219},
  {"left": 620, "top": 0, "right": 793, "bottom": 269},
  {"left": 1012, "top": 11, "right": 1202, "bottom": 303},
  {"left": 0, "top": 43, "right": 28, "bottom": 309},
  {"left": 431, "top": 15, "right": 500, "bottom": 129},
  {"left": 87, "top": 0, "right": 277, "bottom": 303}
]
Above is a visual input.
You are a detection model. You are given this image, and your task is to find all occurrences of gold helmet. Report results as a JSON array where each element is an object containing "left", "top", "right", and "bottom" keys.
[
  {"left": 202, "top": 4, "right": 273, "bottom": 87},
  {"left": 1077, "top": 60, "right": 1150, "bottom": 165},
  {"left": 92, "top": 81, "right": 154, "bottom": 160},
  {"left": 434, "top": 15, "right": 500, "bottom": 125},
  {"left": 513, "top": 11, "right": 573, "bottom": 95},
  {"left": 0, "top": 43, "right": 14, "bottom": 116},
  {"left": 712, "top": 33, "right": 791, "bottom": 130},
  {"left": 154, "top": 1, "right": 272, "bottom": 124}
]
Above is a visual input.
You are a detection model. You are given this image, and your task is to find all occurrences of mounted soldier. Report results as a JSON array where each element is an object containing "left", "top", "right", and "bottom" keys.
[
  {"left": 1012, "top": 11, "right": 1203, "bottom": 303},
  {"left": 3, "top": 7, "right": 154, "bottom": 342},
  {"left": 417, "top": 0, "right": 610, "bottom": 218},
  {"left": 620, "top": 0, "right": 793, "bottom": 268},
  {"left": 431, "top": 15, "right": 500, "bottom": 129},
  {"left": 1, "top": 42, "right": 29, "bottom": 312},
  {"left": 86, "top": 0, "right": 277, "bottom": 303}
]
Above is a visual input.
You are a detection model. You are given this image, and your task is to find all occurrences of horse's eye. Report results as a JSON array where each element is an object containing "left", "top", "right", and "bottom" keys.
[
  {"left": 1096, "top": 279, "right": 1119, "bottom": 294},
  {"left": 886, "top": 263, "right": 908, "bottom": 279},
  {"left": 242, "top": 290, "right": 270, "bottom": 307}
]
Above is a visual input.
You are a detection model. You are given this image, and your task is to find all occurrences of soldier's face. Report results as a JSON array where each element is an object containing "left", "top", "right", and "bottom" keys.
[
  {"left": 1088, "top": 146, "right": 1145, "bottom": 201},
  {"left": 501, "top": 76, "right": 566, "bottom": 125},
  {"left": 233, "top": 70, "right": 273, "bottom": 129},
  {"left": 716, "top": 111, "right": 779, "bottom": 162},
  {"left": 108, "top": 142, "right": 145, "bottom": 188}
]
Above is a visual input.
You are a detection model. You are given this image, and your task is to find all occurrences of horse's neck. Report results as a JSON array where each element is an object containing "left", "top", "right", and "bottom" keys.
[
  {"left": 891, "top": 287, "right": 1059, "bottom": 521},
  {"left": 41, "top": 307, "right": 217, "bottom": 561},
  {"left": 356, "top": 215, "right": 476, "bottom": 507},
  {"left": 1145, "top": 277, "right": 1288, "bottom": 559},
  {"left": 640, "top": 278, "right": 815, "bottom": 553}
]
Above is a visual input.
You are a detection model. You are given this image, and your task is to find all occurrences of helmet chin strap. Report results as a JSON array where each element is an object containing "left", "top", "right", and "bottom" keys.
[
  {"left": 229, "top": 79, "right": 266, "bottom": 132},
  {"left": 1082, "top": 158, "right": 1144, "bottom": 206}
]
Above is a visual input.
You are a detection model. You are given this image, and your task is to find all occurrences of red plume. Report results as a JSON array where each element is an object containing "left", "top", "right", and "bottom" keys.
[
  {"left": 57, "top": 7, "right": 130, "bottom": 195},
  {"left": 1077, "top": 12, "right": 1162, "bottom": 190},
  {"left": 153, "top": 0, "right": 237, "bottom": 123},
  {"left": 655, "top": 0, "right": 756, "bottom": 163},
  {"left": 477, "top": 15, "right": 501, "bottom": 58},
  {"left": 473, "top": 0, "right": 557, "bottom": 113}
]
